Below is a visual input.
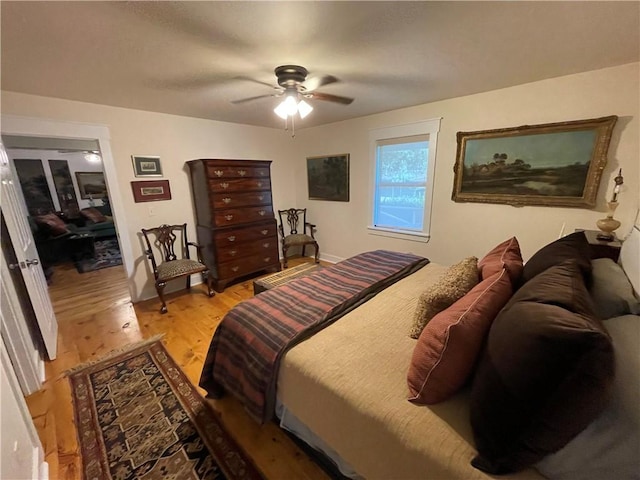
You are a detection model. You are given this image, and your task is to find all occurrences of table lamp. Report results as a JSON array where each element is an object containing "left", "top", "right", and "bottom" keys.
[{"left": 596, "top": 169, "right": 623, "bottom": 241}]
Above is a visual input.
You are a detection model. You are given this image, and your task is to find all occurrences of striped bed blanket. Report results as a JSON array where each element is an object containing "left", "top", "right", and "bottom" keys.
[{"left": 199, "top": 250, "right": 429, "bottom": 423}]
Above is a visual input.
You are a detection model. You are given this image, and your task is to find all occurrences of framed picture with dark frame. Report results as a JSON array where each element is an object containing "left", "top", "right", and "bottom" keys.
[
  {"left": 307, "top": 153, "right": 350, "bottom": 202},
  {"left": 132, "top": 155, "right": 162, "bottom": 177},
  {"left": 451, "top": 116, "right": 617, "bottom": 208},
  {"left": 131, "top": 180, "right": 172, "bottom": 203},
  {"left": 75, "top": 171, "right": 108, "bottom": 199}
]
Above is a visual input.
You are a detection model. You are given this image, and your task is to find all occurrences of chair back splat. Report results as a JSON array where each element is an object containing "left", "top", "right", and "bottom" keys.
[
  {"left": 141, "top": 223, "right": 214, "bottom": 314},
  {"left": 277, "top": 208, "right": 320, "bottom": 268}
]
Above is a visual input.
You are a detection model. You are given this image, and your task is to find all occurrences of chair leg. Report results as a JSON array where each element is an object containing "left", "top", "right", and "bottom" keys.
[
  {"left": 156, "top": 281, "right": 168, "bottom": 314},
  {"left": 203, "top": 271, "right": 214, "bottom": 298},
  {"left": 314, "top": 242, "right": 320, "bottom": 264},
  {"left": 186, "top": 273, "right": 192, "bottom": 290},
  {"left": 302, "top": 244, "right": 306, "bottom": 258},
  {"left": 282, "top": 245, "right": 289, "bottom": 268}
]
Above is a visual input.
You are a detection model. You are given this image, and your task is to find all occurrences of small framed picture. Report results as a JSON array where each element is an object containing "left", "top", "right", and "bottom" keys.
[
  {"left": 131, "top": 180, "right": 172, "bottom": 203},
  {"left": 132, "top": 155, "right": 162, "bottom": 177}
]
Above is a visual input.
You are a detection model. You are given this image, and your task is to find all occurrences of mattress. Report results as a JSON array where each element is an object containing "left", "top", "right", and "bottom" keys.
[{"left": 277, "top": 262, "right": 544, "bottom": 480}]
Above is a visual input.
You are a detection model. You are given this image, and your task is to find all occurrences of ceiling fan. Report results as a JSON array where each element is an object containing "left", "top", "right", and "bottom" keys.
[{"left": 232, "top": 65, "right": 354, "bottom": 108}]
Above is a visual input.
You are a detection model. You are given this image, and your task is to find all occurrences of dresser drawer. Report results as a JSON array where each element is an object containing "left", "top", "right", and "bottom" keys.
[
  {"left": 211, "top": 191, "right": 272, "bottom": 209},
  {"left": 214, "top": 223, "right": 278, "bottom": 248},
  {"left": 216, "top": 237, "right": 278, "bottom": 262},
  {"left": 208, "top": 177, "right": 271, "bottom": 193},
  {"left": 213, "top": 206, "right": 274, "bottom": 227},
  {"left": 218, "top": 249, "right": 280, "bottom": 279},
  {"left": 206, "top": 165, "right": 270, "bottom": 179}
]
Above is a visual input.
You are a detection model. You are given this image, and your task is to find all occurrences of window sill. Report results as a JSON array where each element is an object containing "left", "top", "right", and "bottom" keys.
[{"left": 367, "top": 226, "right": 430, "bottom": 243}]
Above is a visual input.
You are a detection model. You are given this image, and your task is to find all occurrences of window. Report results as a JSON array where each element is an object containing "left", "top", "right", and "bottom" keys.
[{"left": 368, "top": 119, "right": 441, "bottom": 242}]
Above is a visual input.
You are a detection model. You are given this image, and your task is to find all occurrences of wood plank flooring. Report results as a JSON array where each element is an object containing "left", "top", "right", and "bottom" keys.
[{"left": 26, "top": 259, "right": 329, "bottom": 480}]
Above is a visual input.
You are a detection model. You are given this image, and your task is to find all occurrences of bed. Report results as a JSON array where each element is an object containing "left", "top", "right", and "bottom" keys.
[{"left": 201, "top": 229, "right": 640, "bottom": 480}]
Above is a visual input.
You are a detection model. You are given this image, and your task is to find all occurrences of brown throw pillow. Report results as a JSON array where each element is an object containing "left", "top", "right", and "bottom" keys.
[
  {"left": 34, "top": 213, "right": 69, "bottom": 236},
  {"left": 470, "top": 261, "right": 614, "bottom": 474},
  {"left": 478, "top": 237, "right": 523, "bottom": 284},
  {"left": 80, "top": 207, "right": 107, "bottom": 224},
  {"left": 522, "top": 231, "right": 592, "bottom": 285},
  {"left": 409, "top": 256, "right": 479, "bottom": 338},
  {"left": 407, "top": 268, "right": 512, "bottom": 405}
]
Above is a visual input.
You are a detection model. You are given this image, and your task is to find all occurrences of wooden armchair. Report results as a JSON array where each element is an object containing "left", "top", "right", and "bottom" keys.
[
  {"left": 141, "top": 223, "right": 214, "bottom": 314},
  {"left": 277, "top": 208, "right": 319, "bottom": 268}
]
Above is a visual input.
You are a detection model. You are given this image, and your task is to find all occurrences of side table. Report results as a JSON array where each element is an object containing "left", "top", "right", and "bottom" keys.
[
  {"left": 578, "top": 230, "right": 622, "bottom": 262},
  {"left": 68, "top": 232, "right": 96, "bottom": 261}
]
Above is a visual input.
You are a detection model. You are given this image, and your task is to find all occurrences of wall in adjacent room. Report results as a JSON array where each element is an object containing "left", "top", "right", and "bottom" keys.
[
  {"left": 0, "top": 93, "right": 297, "bottom": 301},
  {"left": 293, "top": 63, "right": 640, "bottom": 266}
]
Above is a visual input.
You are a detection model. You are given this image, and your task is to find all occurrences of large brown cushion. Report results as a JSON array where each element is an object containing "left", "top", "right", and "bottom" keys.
[
  {"left": 408, "top": 256, "right": 479, "bottom": 338},
  {"left": 80, "top": 207, "right": 107, "bottom": 224},
  {"left": 478, "top": 237, "right": 523, "bottom": 284},
  {"left": 522, "top": 231, "right": 592, "bottom": 284},
  {"left": 470, "top": 261, "right": 614, "bottom": 474},
  {"left": 34, "top": 212, "right": 69, "bottom": 236},
  {"left": 408, "top": 268, "right": 512, "bottom": 404}
]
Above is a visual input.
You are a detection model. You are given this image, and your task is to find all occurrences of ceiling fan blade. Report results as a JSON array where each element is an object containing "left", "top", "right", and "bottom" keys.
[
  {"left": 303, "top": 74, "right": 338, "bottom": 91},
  {"left": 309, "top": 91, "right": 354, "bottom": 105},
  {"left": 234, "top": 75, "right": 277, "bottom": 89},
  {"left": 231, "top": 94, "right": 276, "bottom": 104}
]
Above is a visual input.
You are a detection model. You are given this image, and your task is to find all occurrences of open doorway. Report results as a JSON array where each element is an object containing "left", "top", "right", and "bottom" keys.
[{"left": 3, "top": 136, "right": 126, "bottom": 286}]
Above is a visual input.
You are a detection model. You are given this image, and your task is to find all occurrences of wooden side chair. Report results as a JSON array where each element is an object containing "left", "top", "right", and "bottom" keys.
[
  {"left": 141, "top": 223, "right": 214, "bottom": 314},
  {"left": 277, "top": 208, "right": 320, "bottom": 268}
]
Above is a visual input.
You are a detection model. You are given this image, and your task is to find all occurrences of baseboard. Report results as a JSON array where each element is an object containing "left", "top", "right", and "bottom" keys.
[{"left": 318, "top": 252, "right": 343, "bottom": 264}]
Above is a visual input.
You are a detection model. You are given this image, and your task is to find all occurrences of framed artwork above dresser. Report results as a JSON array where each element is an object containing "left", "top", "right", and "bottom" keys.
[{"left": 187, "top": 159, "right": 280, "bottom": 292}]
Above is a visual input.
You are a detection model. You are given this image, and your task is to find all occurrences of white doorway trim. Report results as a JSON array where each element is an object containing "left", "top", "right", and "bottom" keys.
[{"left": 1, "top": 114, "right": 134, "bottom": 293}]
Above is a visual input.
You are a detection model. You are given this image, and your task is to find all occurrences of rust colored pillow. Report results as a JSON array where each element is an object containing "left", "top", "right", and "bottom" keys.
[
  {"left": 407, "top": 268, "right": 513, "bottom": 405},
  {"left": 80, "top": 207, "right": 107, "bottom": 224},
  {"left": 408, "top": 256, "right": 479, "bottom": 339},
  {"left": 478, "top": 237, "right": 523, "bottom": 284},
  {"left": 34, "top": 213, "right": 68, "bottom": 236}
]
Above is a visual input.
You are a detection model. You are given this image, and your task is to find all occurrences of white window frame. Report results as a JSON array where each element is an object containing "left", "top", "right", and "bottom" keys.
[{"left": 368, "top": 118, "right": 441, "bottom": 242}]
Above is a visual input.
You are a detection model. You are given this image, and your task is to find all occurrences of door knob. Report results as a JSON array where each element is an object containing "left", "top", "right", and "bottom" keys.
[
  {"left": 8, "top": 262, "right": 23, "bottom": 270},
  {"left": 25, "top": 259, "right": 39, "bottom": 267}
]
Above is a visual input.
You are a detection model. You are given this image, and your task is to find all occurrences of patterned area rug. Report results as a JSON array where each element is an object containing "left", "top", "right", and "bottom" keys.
[
  {"left": 68, "top": 339, "right": 263, "bottom": 480},
  {"left": 75, "top": 238, "right": 123, "bottom": 273}
]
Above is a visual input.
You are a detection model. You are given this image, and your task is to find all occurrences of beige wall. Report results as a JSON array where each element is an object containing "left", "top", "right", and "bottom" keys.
[
  {"left": 292, "top": 63, "right": 640, "bottom": 266},
  {"left": 2, "top": 62, "right": 638, "bottom": 301},
  {"left": 0, "top": 93, "right": 297, "bottom": 301}
]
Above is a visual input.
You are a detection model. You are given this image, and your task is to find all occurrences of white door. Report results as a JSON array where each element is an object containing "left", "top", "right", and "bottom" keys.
[
  {"left": 0, "top": 338, "right": 48, "bottom": 480},
  {"left": 0, "top": 141, "right": 58, "bottom": 359}
]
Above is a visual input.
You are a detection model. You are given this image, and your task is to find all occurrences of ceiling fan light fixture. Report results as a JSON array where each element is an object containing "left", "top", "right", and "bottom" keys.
[
  {"left": 274, "top": 101, "right": 289, "bottom": 120},
  {"left": 298, "top": 99, "right": 313, "bottom": 119},
  {"left": 84, "top": 152, "right": 101, "bottom": 163}
]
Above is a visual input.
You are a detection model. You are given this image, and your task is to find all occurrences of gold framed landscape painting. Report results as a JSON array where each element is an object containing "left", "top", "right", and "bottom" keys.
[{"left": 452, "top": 116, "right": 617, "bottom": 208}]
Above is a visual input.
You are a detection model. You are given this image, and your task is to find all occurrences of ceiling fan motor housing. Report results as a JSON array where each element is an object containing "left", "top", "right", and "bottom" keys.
[{"left": 275, "top": 65, "right": 308, "bottom": 87}]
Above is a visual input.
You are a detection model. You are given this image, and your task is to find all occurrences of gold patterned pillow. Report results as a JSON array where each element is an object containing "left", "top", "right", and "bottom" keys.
[{"left": 409, "top": 256, "right": 479, "bottom": 339}]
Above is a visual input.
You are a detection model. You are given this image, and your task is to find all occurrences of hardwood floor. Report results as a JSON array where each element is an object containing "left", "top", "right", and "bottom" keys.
[{"left": 26, "top": 259, "right": 329, "bottom": 480}]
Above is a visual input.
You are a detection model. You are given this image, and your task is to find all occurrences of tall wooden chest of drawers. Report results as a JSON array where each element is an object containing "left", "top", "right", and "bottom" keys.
[{"left": 187, "top": 159, "right": 281, "bottom": 292}]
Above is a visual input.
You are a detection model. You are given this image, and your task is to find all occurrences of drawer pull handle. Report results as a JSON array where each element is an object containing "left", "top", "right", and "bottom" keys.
[
  {"left": 238, "top": 170, "right": 247, "bottom": 176},
  {"left": 214, "top": 170, "right": 224, "bottom": 177},
  {"left": 227, "top": 236, "right": 236, "bottom": 242},
  {"left": 225, "top": 214, "right": 234, "bottom": 221},
  {"left": 261, "top": 230, "right": 268, "bottom": 235},
  {"left": 260, "top": 171, "right": 266, "bottom": 176},
  {"left": 222, "top": 197, "right": 231, "bottom": 204},
  {"left": 256, "top": 181, "right": 263, "bottom": 188},
  {"left": 230, "top": 250, "right": 237, "bottom": 256},
  {"left": 258, "top": 210, "right": 266, "bottom": 216},
  {"left": 263, "top": 242, "right": 270, "bottom": 248},
  {"left": 257, "top": 195, "right": 264, "bottom": 201},
  {"left": 231, "top": 266, "right": 239, "bottom": 272},
  {"left": 263, "top": 257, "right": 271, "bottom": 263},
  {"left": 220, "top": 182, "right": 229, "bottom": 189}
]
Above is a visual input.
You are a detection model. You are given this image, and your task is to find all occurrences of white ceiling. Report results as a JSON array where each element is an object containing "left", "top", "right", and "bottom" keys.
[{"left": 2, "top": 1, "right": 638, "bottom": 130}]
